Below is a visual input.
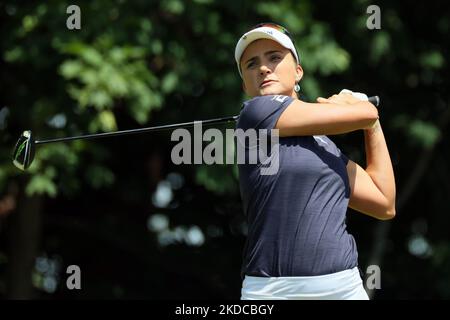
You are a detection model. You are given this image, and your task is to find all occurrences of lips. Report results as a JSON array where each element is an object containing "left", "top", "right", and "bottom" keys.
[{"left": 260, "top": 80, "right": 276, "bottom": 87}]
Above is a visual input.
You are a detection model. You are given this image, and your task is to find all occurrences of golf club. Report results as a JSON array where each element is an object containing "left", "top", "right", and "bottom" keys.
[{"left": 12, "top": 96, "right": 380, "bottom": 171}]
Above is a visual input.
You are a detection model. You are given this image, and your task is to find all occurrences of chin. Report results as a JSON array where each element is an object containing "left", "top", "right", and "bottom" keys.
[{"left": 259, "top": 87, "right": 287, "bottom": 96}]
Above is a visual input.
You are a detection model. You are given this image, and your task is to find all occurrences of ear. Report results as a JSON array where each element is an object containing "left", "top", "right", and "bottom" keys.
[{"left": 295, "top": 64, "right": 304, "bottom": 83}]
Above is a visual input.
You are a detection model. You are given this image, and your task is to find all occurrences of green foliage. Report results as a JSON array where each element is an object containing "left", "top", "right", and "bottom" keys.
[
  {"left": 84, "top": 165, "right": 115, "bottom": 189},
  {"left": 3, "top": 46, "right": 25, "bottom": 63},
  {"left": 420, "top": 51, "right": 445, "bottom": 69},
  {"left": 256, "top": 1, "right": 350, "bottom": 78},
  {"left": 161, "top": 0, "right": 185, "bottom": 15},
  {"left": 408, "top": 120, "right": 441, "bottom": 149},
  {"left": 60, "top": 40, "right": 162, "bottom": 125},
  {"left": 195, "top": 164, "right": 238, "bottom": 195},
  {"left": 26, "top": 168, "right": 57, "bottom": 198},
  {"left": 88, "top": 110, "right": 118, "bottom": 132},
  {"left": 391, "top": 115, "right": 441, "bottom": 149},
  {"left": 370, "top": 31, "right": 391, "bottom": 63}
]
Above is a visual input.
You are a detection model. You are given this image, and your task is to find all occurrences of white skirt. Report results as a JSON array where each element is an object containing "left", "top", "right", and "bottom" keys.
[{"left": 241, "top": 267, "right": 369, "bottom": 300}]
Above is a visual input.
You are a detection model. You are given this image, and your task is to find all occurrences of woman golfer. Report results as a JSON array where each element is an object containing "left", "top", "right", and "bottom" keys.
[{"left": 235, "top": 23, "right": 396, "bottom": 300}]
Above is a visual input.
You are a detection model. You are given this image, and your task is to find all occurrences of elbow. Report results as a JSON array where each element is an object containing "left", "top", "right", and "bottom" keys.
[
  {"left": 381, "top": 211, "right": 396, "bottom": 221},
  {"left": 372, "top": 197, "right": 396, "bottom": 220},
  {"left": 378, "top": 207, "right": 396, "bottom": 220}
]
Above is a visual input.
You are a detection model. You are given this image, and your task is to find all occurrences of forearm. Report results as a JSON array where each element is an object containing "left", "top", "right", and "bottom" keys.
[
  {"left": 277, "top": 100, "right": 379, "bottom": 137},
  {"left": 364, "top": 120, "right": 396, "bottom": 213},
  {"left": 324, "top": 101, "right": 380, "bottom": 134}
]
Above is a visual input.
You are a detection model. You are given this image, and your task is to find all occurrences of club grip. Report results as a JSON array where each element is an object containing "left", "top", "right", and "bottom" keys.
[{"left": 368, "top": 96, "right": 380, "bottom": 107}]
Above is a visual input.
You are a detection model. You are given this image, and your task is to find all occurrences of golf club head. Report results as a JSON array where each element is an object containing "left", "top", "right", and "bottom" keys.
[{"left": 12, "top": 130, "right": 35, "bottom": 171}]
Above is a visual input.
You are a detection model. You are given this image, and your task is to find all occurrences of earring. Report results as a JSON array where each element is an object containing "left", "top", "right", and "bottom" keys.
[{"left": 294, "top": 83, "right": 301, "bottom": 92}]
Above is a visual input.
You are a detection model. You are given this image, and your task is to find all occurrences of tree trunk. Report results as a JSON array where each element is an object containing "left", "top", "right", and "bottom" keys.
[{"left": 7, "top": 178, "right": 43, "bottom": 299}]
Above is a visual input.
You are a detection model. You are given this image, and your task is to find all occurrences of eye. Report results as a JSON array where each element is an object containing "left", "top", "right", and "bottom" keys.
[
  {"left": 270, "top": 54, "right": 281, "bottom": 62},
  {"left": 246, "top": 61, "right": 256, "bottom": 69}
]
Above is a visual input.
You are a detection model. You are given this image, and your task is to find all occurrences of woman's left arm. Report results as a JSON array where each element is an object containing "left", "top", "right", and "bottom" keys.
[
  {"left": 318, "top": 92, "right": 397, "bottom": 220},
  {"left": 347, "top": 119, "right": 397, "bottom": 220}
]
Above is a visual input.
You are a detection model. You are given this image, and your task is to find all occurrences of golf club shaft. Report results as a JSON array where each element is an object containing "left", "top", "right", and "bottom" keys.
[
  {"left": 35, "top": 115, "right": 239, "bottom": 145},
  {"left": 35, "top": 96, "right": 379, "bottom": 145}
]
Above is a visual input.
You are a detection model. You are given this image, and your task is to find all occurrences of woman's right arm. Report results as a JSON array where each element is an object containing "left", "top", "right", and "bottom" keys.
[{"left": 275, "top": 98, "right": 379, "bottom": 137}]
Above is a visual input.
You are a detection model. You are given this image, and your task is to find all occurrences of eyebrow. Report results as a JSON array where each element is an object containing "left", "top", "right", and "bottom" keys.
[{"left": 244, "top": 50, "right": 283, "bottom": 66}]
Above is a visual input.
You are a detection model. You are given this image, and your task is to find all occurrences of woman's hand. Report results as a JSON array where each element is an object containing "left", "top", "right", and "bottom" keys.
[
  {"left": 315, "top": 92, "right": 379, "bottom": 130},
  {"left": 316, "top": 92, "right": 361, "bottom": 105}
]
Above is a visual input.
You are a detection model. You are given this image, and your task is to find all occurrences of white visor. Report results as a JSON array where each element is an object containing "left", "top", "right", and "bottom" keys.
[{"left": 234, "top": 26, "right": 300, "bottom": 77}]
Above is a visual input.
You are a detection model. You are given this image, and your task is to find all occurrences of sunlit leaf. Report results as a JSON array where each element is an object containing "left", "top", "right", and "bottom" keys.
[
  {"left": 80, "top": 47, "right": 103, "bottom": 66},
  {"left": 26, "top": 174, "right": 57, "bottom": 197},
  {"left": 4, "top": 47, "right": 24, "bottom": 63},
  {"left": 60, "top": 60, "right": 83, "bottom": 79},
  {"left": 161, "top": 0, "right": 185, "bottom": 14},
  {"left": 420, "top": 51, "right": 445, "bottom": 69},
  {"left": 370, "top": 31, "right": 391, "bottom": 63},
  {"left": 161, "top": 73, "right": 179, "bottom": 93},
  {"left": 409, "top": 120, "right": 440, "bottom": 149},
  {"left": 98, "top": 110, "right": 117, "bottom": 132}
]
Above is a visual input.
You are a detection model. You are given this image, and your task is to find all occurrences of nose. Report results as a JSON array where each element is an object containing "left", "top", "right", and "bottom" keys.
[{"left": 259, "top": 64, "right": 271, "bottom": 75}]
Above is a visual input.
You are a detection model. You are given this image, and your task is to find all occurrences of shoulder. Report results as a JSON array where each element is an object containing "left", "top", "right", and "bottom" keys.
[
  {"left": 242, "top": 95, "right": 292, "bottom": 109},
  {"left": 238, "top": 95, "right": 295, "bottom": 130}
]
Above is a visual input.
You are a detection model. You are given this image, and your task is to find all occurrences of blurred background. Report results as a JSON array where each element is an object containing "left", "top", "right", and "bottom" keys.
[{"left": 0, "top": 0, "right": 449, "bottom": 299}]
